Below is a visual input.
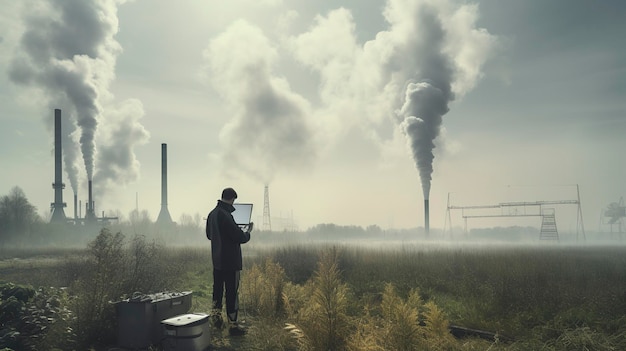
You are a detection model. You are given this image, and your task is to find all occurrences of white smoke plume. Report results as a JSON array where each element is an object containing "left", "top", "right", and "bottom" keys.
[
  {"left": 59, "top": 107, "right": 80, "bottom": 193},
  {"left": 94, "top": 99, "right": 150, "bottom": 199},
  {"left": 201, "top": 0, "right": 493, "bottom": 196},
  {"left": 204, "top": 20, "right": 317, "bottom": 184},
  {"left": 8, "top": 0, "right": 148, "bottom": 197},
  {"left": 290, "top": 0, "right": 495, "bottom": 200},
  {"left": 288, "top": 8, "right": 363, "bottom": 144}
]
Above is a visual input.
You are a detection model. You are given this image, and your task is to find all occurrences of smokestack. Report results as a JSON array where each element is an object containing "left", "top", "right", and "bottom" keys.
[
  {"left": 50, "top": 109, "right": 67, "bottom": 223},
  {"left": 86, "top": 180, "right": 96, "bottom": 220},
  {"left": 74, "top": 193, "right": 77, "bottom": 219},
  {"left": 88, "top": 180, "right": 92, "bottom": 212},
  {"left": 424, "top": 199, "right": 430, "bottom": 236},
  {"left": 156, "top": 143, "right": 173, "bottom": 224}
]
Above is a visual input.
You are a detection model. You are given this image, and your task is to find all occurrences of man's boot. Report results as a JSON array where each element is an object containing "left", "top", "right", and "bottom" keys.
[{"left": 211, "top": 308, "right": 224, "bottom": 329}]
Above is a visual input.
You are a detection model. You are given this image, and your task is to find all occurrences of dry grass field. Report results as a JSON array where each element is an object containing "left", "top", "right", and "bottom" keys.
[{"left": 2, "top": 229, "right": 626, "bottom": 350}]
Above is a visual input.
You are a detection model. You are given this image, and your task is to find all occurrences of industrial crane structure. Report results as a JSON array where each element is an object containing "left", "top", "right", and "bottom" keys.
[{"left": 444, "top": 185, "right": 586, "bottom": 241}]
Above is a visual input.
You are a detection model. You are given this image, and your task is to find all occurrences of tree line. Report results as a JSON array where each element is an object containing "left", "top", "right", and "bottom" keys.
[{"left": 0, "top": 185, "right": 451, "bottom": 248}]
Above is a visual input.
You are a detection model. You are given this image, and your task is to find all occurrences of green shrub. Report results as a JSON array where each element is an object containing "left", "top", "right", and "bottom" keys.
[
  {"left": 0, "top": 283, "right": 74, "bottom": 351},
  {"left": 69, "top": 228, "right": 126, "bottom": 346},
  {"left": 63, "top": 228, "right": 181, "bottom": 349}
]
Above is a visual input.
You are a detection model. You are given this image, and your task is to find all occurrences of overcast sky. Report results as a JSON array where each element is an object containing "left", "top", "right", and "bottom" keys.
[{"left": 1, "top": 0, "right": 624, "bottom": 233}]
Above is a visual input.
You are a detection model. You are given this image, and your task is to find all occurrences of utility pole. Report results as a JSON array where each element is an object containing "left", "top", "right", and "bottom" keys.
[{"left": 263, "top": 185, "right": 272, "bottom": 231}]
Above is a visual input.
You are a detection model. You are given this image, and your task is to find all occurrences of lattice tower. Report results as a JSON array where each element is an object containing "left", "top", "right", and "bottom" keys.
[{"left": 263, "top": 185, "right": 272, "bottom": 231}]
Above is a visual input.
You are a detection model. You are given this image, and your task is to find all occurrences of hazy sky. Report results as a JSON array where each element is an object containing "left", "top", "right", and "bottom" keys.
[{"left": 1, "top": 0, "right": 624, "bottom": 232}]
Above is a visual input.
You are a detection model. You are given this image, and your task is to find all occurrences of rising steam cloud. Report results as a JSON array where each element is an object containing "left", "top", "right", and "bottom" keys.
[
  {"left": 8, "top": 0, "right": 148, "bottom": 198},
  {"left": 286, "top": 0, "right": 494, "bottom": 200},
  {"left": 94, "top": 99, "right": 150, "bottom": 198},
  {"left": 204, "top": 0, "right": 493, "bottom": 195},
  {"left": 204, "top": 20, "right": 316, "bottom": 184},
  {"left": 60, "top": 110, "right": 80, "bottom": 192}
]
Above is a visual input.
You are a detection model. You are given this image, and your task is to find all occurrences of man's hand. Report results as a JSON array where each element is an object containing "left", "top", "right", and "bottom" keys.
[{"left": 247, "top": 222, "right": 254, "bottom": 232}]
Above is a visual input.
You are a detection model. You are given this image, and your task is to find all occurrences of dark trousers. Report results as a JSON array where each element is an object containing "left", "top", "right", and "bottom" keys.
[{"left": 212, "top": 269, "right": 240, "bottom": 323}]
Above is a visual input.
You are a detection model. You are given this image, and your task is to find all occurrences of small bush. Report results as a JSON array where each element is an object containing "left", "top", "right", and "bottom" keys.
[
  {"left": 69, "top": 229, "right": 126, "bottom": 346},
  {"left": 242, "top": 258, "right": 287, "bottom": 318},
  {"left": 423, "top": 301, "right": 456, "bottom": 350},
  {"left": 63, "top": 228, "right": 181, "bottom": 349},
  {"left": 285, "top": 247, "right": 352, "bottom": 351},
  {"left": 347, "top": 283, "right": 458, "bottom": 351},
  {"left": 380, "top": 283, "right": 423, "bottom": 350},
  {"left": 0, "top": 283, "right": 74, "bottom": 351}
]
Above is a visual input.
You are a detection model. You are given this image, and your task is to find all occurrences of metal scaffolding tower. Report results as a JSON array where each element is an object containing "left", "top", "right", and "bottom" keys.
[
  {"left": 263, "top": 185, "right": 272, "bottom": 231},
  {"left": 539, "top": 208, "right": 559, "bottom": 240}
]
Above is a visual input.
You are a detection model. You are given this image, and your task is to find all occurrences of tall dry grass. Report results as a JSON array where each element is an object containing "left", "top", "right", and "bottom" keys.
[
  {"left": 284, "top": 247, "right": 351, "bottom": 351},
  {"left": 347, "top": 283, "right": 457, "bottom": 351},
  {"left": 242, "top": 257, "right": 288, "bottom": 318}
]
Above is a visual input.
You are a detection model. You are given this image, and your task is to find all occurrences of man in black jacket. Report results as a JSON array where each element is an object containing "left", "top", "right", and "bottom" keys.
[{"left": 206, "top": 187, "right": 252, "bottom": 336}]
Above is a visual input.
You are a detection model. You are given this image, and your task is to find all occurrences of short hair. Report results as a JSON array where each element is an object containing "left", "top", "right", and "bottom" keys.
[{"left": 221, "top": 187, "right": 238, "bottom": 201}]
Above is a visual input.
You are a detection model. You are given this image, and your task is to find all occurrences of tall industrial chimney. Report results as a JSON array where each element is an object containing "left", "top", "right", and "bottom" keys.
[
  {"left": 424, "top": 199, "right": 430, "bottom": 236},
  {"left": 85, "top": 180, "right": 96, "bottom": 221},
  {"left": 156, "top": 143, "right": 173, "bottom": 224},
  {"left": 50, "top": 109, "right": 67, "bottom": 223},
  {"left": 74, "top": 193, "right": 78, "bottom": 219}
]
